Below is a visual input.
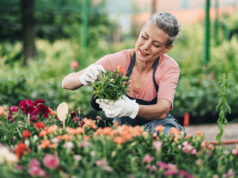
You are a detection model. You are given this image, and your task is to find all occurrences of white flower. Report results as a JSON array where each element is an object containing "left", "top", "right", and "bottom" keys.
[
  {"left": 33, "top": 135, "right": 38, "bottom": 141},
  {"left": 24, "top": 140, "right": 30, "bottom": 146},
  {"left": 73, "top": 155, "right": 82, "bottom": 161},
  {"left": 63, "top": 142, "right": 74, "bottom": 149},
  {"left": 51, "top": 137, "right": 60, "bottom": 144},
  {"left": 90, "top": 151, "right": 96, "bottom": 157},
  {"left": 0, "top": 147, "right": 18, "bottom": 163}
]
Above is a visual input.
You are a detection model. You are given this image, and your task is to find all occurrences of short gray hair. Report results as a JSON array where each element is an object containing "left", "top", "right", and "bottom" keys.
[{"left": 146, "top": 12, "right": 180, "bottom": 46}]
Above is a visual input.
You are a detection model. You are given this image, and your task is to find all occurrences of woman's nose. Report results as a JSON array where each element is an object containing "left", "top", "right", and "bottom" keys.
[{"left": 141, "top": 40, "right": 151, "bottom": 50}]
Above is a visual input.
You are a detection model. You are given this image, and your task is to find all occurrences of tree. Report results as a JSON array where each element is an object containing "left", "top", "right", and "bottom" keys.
[{"left": 21, "top": 0, "right": 37, "bottom": 65}]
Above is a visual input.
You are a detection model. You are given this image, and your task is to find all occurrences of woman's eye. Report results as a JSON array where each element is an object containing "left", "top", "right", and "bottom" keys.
[
  {"left": 141, "top": 35, "right": 147, "bottom": 39},
  {"left": 153, "top": 43, "right": 161, "bottom": 48}
]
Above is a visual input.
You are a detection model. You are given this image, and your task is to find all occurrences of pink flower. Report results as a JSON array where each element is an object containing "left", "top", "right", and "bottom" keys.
[
  {"left": 28, "top": 159, "right": 46, "bottom": 177},
  {"left": 28, "top": 166, "right": 46, "bottom": 177},
  {"left": 30, "top": 158, "right": 40, "bottom": 168},
  {"left": 179, "top": 170, "right": 194, "bottom": 178},
  {"left": 224, "top": 169, "right": 235, "bottom": 178},
  {"left": 153, "top": 141, "right": 162, "bottom": 151},
  {"left": 190, "top": 149, "right": 197, "bottom": 155},
  {"left": 9, "top": 106, "right": 19, "bottom": 113},
  {"left": 156, "top": 162, "right": 169, "bottom": 169},
  {"left": 163, "top": 169, "right": 179, "bottom": 176},
  {"left": 142, "top": 154, "right": 154, "bottom": 163},
  {"left": 71, "top": 61, "right": 79, "bottom": 69},
  {"left": 96, "top": 159, "right": 108, "bottom": 167},
  {"left": 182, "top": 141, "right": 197, "bottom": 155},
  {"left": 232, "top": 148, "right": 238, "bottom": 156},
  {"left": 167, "top": 163, "right": 178, "bottom": 171},
  {"left": 43, "top": 154, "right": 60, "bottom": 169},
  {"left": 150, "top": 165, "right": 158, "bottom": 172},
  {"left": 102, "top": 165, "right": 113, "bottom": 172},
  {"left": 15, "top": 164, "right": 25, "bottom": 171}
]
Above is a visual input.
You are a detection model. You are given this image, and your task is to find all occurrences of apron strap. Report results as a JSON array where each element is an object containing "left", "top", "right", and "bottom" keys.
[
  {"left": 152, "top": 58, "right": 159, "bottom": 91},
  {"left": 126, "top": 52, "right": 136, "bottom": 77},
  {"left": 126, "top": 52, "right": 159, "bottom": 91}
]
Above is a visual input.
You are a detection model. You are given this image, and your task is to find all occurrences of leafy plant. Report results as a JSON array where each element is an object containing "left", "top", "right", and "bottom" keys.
[
  {"left": 91, "top": 66, "right": 129, "bottom": 101},
  {"left": 216, "top": 74, "right": 231, "bottom": 144}
]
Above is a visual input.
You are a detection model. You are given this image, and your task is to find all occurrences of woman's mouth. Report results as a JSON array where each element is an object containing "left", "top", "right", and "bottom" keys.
[{"left": 139, "top": 49, "right": 148, "bottom": 57}]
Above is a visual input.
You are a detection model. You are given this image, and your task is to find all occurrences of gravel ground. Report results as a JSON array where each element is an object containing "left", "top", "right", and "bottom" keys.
[{"left": 185, "top": 123, "right": 238, "bottom": 141}]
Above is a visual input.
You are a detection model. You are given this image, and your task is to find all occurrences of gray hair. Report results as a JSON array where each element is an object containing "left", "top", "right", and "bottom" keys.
[{"left": 146, "top": 12, "right": 180, "bottom": 46}]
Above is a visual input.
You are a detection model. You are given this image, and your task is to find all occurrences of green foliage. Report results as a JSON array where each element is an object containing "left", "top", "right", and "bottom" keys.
[
  {"left": 0, "top": 0, "right": 116, "bottom": 44},
  {"left": 0, "top": 76, "right": 29, "bottom": 106},
  {"left": 0, "top": 103, "right": 238, "bottom": 177},
  {"left": 216, "top": 74, "right": 231, "bottom": 144},
  {"left": 92, "top": 69, "right": 129, "bottom": 101}
]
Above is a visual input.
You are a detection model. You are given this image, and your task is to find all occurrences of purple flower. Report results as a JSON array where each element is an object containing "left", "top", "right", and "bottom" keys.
[{"left": 142, "top": 154, "right": 154, "bottom": 163}]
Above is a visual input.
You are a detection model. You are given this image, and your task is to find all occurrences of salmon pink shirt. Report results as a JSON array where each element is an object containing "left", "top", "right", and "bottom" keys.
[{"left": 95, "top": 49, "right": 180, "bottom": 109}]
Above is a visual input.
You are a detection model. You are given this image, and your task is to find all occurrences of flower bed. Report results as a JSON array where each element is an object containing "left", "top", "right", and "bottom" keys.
[{"left": 0, "top": 100, "right": 237, "bottom": 178}]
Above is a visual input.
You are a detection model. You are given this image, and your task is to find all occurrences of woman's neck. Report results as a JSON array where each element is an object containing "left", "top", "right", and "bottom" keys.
[{"left": 130, "top": 49, "right": 155, "bottom": 73}]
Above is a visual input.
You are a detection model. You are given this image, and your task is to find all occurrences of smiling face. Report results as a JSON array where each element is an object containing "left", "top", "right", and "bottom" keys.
[{"left": 135, "top": 23, "right": 173, "bottom": 63}]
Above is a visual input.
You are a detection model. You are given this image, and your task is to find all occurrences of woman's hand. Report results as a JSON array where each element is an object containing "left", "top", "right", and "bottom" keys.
[
  {"left": 79, "top": 64, "right": 105, "bottom": 86},
  {"left": 96, "top": 95, "right": 139, "bottom": 119}
]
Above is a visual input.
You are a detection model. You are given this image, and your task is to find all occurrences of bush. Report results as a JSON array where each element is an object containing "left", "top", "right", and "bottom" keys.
[{"left": 0, "top": 100, "right": 237, "bottom": 177}]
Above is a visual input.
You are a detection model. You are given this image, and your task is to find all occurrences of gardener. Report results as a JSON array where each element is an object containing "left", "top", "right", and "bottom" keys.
[{"left": 62, "top": 12, "right": 185, "bottom": 134}]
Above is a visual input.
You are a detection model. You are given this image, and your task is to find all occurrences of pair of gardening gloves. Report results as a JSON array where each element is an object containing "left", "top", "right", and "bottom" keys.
[{"left": 79, "top": 64, "right": 139, "bottom": 119}]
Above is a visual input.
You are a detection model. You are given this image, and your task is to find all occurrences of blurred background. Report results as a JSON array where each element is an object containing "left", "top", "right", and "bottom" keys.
[{"left": 0, "top": 0, "right": 238, "bottom": 126}]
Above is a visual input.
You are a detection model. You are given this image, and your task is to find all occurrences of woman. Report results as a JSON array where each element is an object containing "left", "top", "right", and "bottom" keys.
[{"left": 62, "top": 12, "right": 185, "bottom": 134}]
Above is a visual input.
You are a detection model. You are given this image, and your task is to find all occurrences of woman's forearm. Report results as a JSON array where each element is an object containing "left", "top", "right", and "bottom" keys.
[
  {"left": 137, "top": 99, "right": 171, "bottom": 120},
  {"left": 62, "top": 70, "right": 84, "bottom": 90}
]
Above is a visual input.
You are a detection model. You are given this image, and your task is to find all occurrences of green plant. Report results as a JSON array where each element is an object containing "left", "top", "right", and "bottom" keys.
[
  {"left": 216, "top": 74, "right": 231, "bottom": 144},
  {"left": 91, "top": 66, "right": 129, "bottom": 101}
]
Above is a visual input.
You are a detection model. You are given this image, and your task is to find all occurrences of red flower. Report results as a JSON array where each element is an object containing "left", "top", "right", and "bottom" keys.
[
  {"left": 15, "top": 143, "right": 27, "bottom": 157},
  {"left": 34, "top": 122, "right": 45, "bottom": 129},
  {"left": 34, "top": 99, "right": 45, "bottom": 105},
  {"left": 19, "top": 99, "right": 35, "bottom": 114},
  {"left": 22, "top": 130, "right": 31, "bottom": 139},
  {"left": 19, "top": 99, "right": 51, "bottom": 121},
  {"left": 36, "top": 103, "right": 50, "bottom": 118}
]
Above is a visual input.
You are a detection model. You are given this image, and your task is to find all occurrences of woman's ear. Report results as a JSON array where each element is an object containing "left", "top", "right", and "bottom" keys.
[{"left": 165, "top": 44, "right": 173, "bottom": 53}]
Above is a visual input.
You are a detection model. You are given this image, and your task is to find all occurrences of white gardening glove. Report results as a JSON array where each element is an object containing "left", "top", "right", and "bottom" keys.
[
  {"left": 79, "top": 64, "right": 105, "bottom": 86},
  {"left": 96, "top": 95, "right": 139, "bottom": 119}
]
